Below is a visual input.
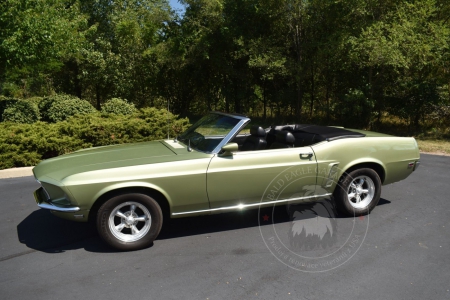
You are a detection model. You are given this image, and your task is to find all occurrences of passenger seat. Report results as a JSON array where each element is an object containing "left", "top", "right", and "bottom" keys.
[
  {"left": 270, "top": 131, "right": 295, "bottom": 149},
  {"left": 241, "top": 126, "right": 267, "bottom": 151}
]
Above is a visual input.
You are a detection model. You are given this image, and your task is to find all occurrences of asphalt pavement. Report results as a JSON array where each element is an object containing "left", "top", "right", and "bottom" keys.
[{"left": 0, "top": 154, "right": 449, "bottom": 300}]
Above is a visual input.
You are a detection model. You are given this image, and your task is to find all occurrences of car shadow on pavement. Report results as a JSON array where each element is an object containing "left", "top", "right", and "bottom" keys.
[
  {"left": 16, "top": 209, "right": 114, "bottom": 254},
  {"left": 158, "top": 197, "right": 391, "bottom": 240},
  {"left": 378, "top": 198, "right": 391, "bottom": 206},
  {"left": 17, "top": 197, "right": 391, "bottom": 253}
]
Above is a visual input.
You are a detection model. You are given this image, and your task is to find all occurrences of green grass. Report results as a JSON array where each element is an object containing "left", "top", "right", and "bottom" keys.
[{"left": 417, "top": 139, "right": 450, "bottom": 155}]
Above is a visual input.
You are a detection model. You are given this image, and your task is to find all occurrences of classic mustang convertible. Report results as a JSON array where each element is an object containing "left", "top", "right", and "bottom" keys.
[{"left": 33, "top": 112, "right": 420, "bottom": 250}]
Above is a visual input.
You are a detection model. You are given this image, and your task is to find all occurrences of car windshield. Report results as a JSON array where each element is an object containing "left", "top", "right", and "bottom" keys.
[{"left": 178, "top": 113, "right": 240, "bottom": 153}]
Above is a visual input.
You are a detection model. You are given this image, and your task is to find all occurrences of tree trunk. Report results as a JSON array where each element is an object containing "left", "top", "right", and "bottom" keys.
[
  {"left": 263, "top": 82, "right": 267, "bottom": 120},
  {"left": 74, "top": 62, "right": 82, "bottom": 99},
  {"left": 310, "top": 62, "right": 315, "bottom": 118},
  {"left": 234, "top": 81, "right": 240, "bottom": 113},
  {"left": 326, "top": 84, "right": 330, "bottom": 123},
  {"left": 96, "top": 85, "right": 101, "bottom": 110}
]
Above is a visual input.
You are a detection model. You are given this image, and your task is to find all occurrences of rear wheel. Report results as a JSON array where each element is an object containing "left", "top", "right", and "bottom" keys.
[
  {"left": 97, "top": 193, "right": 163, "bottom": 251},
  {"left": 334, "top": 168, "right": 381, "bottom": 216}
]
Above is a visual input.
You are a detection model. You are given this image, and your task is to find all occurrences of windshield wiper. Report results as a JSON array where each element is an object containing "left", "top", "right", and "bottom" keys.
[{"left": 176, "top": 135, "right": 193, "bottom": 152}]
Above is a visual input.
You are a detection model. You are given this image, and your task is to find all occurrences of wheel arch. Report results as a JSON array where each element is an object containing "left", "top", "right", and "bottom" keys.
[
  {"left": 88, "top": 185, "right": 171, "bottom": 223},
  {"left": 339, "top": 161, "right": 386, "bottom": 184}
]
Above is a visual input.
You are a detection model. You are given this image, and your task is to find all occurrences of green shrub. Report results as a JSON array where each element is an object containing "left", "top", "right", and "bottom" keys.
[
  {"left": 26, "top": 96, "right": 44, "bottom": 106},
  {"left": 60, "top": 108, "right": 189, "bottom": 146},
  {"left": 0, "top": 108, "right": 190, "bottom": 169},
  {"left": 101, "top": 98, "right": 136, "bottom": 115},
  {"left": 0, "top": 121, "right": 92, "bottom": 169},
  {"left": 2, "top": 100, "right": 40, "bottom": 123},
  {"left": 0, "top": 96, "right": 19, "bottom": 122},
  {"left": 38, "top": 94, "right": 95, "bottom": 122},
  {"left": 45, "top": 95, "right": 96, "bottom": 122}
]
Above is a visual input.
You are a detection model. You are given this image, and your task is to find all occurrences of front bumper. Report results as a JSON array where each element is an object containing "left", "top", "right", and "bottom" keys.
[{"left": 34, "top": 187, "right": 80, "bottom": 212}]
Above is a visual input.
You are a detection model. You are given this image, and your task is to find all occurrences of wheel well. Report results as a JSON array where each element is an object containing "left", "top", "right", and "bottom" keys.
[
  {"left": 88, "top": 187, "right": 171, "bottom": 223},
  {"left": 342, "top": 162, "right": 385, "bottom": 183}
]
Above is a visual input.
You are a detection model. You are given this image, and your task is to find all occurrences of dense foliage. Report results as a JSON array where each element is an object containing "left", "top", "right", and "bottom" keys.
[
  {"left": 2, "top": 99, "right": 40, "bottom": 123},
  {"left": 0, "top": 108, "right": 190, "bottom": 169},
  {"left": 0, "top": 96, "right": 40, "bottom": 123},
  {"left": 101, "top": 98, "right": 137, "bottom": 115},
  {"left": 1, "top": 0, "right": 449, "bottom": 129},
  {"left": 47, "top": 97, "right": 96, "bottom": 122}
]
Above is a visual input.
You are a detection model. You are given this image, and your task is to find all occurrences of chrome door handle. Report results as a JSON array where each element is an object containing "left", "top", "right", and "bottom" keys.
[{"left": 300, "top": 153, "right": 314, "bottom": 161}]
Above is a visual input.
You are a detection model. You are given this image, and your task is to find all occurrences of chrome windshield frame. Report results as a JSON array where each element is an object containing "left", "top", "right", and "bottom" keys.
[
  {"left": 210, "top": 113, "right": 250, "bottom": 154},
  {"left": 178, "top": 112, "right": 251, "bottom": 154}
]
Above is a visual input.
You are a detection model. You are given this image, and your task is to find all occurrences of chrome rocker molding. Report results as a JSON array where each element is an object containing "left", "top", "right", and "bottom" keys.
[{"left": 172, "top": 193, "right": 332, "bottom": 216}]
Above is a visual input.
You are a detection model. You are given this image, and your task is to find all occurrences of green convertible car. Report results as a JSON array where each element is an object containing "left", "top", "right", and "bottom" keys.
[{"left": 33, "top": 112, "right": 420, "bottom": 250}]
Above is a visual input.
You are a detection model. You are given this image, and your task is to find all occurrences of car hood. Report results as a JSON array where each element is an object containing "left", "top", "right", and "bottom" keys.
[{"left": 33, "top": 140, "right": 182, "bottom": 182}]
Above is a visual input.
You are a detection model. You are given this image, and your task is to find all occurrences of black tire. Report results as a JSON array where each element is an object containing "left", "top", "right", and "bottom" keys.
[
  {"left": 334, "top": 168, "right": 381, "bottom": 217},
  {"left": 97, "top": 193, "right": 163, "bottom": 251}
]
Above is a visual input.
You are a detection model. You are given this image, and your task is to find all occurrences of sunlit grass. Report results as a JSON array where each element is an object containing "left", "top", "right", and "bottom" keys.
[{"left": 417, "top": 139, "right": 450, "bottom": 155}]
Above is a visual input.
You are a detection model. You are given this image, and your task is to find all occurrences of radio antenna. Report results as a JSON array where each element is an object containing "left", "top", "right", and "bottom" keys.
[{"left": 167, "top": 99, "right": 170, "bottom": 140}]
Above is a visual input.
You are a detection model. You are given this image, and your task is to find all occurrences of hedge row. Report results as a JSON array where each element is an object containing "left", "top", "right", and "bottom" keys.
[
  {"left": 0, "top": 108, "right": 190, "bottom": 169},
  {"left": 0, "top": 95, "right": 137, "bottom": 123}
]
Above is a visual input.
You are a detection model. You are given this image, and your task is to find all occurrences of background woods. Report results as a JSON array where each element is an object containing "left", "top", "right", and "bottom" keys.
[{"left": 0, "top": 0, "right": 449, "bottom": 130}]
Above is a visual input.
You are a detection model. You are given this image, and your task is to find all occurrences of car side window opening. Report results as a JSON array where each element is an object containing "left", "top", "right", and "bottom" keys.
[{"left": 178, "top": 113, "right": 240, "bottom": 153}]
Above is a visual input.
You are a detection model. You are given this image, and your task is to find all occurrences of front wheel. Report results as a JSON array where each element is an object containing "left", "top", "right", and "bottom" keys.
[
  {"left": 97, "top": 193, "right": 163, "bottom": 251},
  {"left": 334, "top": 168, "right": 381, "bottom": 216}
]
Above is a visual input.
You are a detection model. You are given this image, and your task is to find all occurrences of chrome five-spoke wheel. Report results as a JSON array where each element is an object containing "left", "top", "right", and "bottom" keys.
[
  {"left": 97, "top": 193, "right": 163, "bottom": 251},
  {"left": 109, "top": 202, "right": 151, "bottom": 243},
  {"left": 334, "top": 168, "right": 382, "bottom": 216},
  {"left": 346, "top": 176, "right": 375, "bottom": 209}
]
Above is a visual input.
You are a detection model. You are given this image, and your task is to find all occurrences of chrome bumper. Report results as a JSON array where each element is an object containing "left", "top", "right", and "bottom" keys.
[{"left": 34, "top": 187, "right": 80, "bottom": 212}]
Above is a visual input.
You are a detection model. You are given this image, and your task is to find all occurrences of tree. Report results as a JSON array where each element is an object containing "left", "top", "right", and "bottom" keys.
[
  {"left": 349, "top": 0, "right": 450, "bottom": 128},
  {"left": 0, "top": 0, "right": 91, "bottom": 97}
]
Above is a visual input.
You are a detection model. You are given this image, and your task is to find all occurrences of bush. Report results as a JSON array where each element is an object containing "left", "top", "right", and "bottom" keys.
[
  {"left": 140, "top": 107, "right": 190, "bottom": 138},
  {"left": 101, "top": 98, "right": 136, "bottom": 115},
  {"left": 41, "top": 94, "right": 96, "bottom": 122},
  {"left": 39, "top": 94, "right": 95, "bottom": 122},
  {"left": 0, "top": 108, "right": 190, "bottom": 169},
  {"left": 38, "top": 94, "right": 75, "bottom": 122},
  {"left": 0, "top": 96, "right": 19, "bottom": 122},
  {"left": 26, "top": 96, "right": 44, "bottom": 106},
  {"left": 332, "top": 89, "right": 374, "bottom": 128},
  {"left": 2, "top": 100, "right": 40, "bottom": 123},
  {"left": 0, "top": 121, "right": 91, "bottom": 169}
]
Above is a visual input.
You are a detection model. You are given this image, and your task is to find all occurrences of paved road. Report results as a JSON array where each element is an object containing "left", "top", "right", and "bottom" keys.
[{"left": 0, "top": 154, "right": 449, "bottom": 299}]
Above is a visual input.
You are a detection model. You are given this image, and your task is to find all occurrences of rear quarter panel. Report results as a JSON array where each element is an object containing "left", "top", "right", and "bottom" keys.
[{"left": 312, "top": 136, "right": 420, "bottom": 190}]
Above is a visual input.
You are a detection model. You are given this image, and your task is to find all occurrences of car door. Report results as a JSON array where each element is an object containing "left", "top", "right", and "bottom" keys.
[{"left": 206, "top": 147, "right": 319, "bottom": 209}]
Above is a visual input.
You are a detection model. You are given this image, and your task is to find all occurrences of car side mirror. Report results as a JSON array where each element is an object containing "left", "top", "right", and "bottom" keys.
[{"left": 220, "top": 143, "right": 239, "bottom": 156}]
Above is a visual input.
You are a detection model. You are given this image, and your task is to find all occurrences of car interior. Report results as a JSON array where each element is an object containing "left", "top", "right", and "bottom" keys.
[{"left": 231, "top": 124, "right": 366, "bottom": 151}]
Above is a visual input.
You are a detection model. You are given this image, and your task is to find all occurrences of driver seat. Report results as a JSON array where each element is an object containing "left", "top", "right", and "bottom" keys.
[{"left": 241, "top": 126, "right": 267, "bottom": 151}]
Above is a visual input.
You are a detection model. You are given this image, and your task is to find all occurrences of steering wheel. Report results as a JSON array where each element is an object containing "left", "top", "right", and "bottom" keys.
[{"left": 189, "top": 131, "right": 205, "bottom": 146}]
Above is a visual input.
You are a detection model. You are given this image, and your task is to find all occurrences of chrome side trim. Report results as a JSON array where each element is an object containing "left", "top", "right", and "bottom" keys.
[
  {"left": 172, "top": 193, "right": 332, "bottom": 216},
  {"left": 37, "top": 202, "right": 81, "bottom": 212}
]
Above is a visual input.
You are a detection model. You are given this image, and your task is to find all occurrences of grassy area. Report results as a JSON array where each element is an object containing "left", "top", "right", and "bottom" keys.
[{"left": 416, "top": 139, "right": 450, "bottom": 155}]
